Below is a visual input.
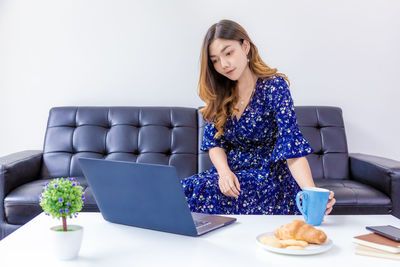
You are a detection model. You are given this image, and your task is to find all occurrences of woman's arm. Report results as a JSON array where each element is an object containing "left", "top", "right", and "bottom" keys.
[
  {"left": 209, "top": 147, "right": 240, "bottom": 198},
  {"left": 287, "top": 156, "right": 336, "bottom": 215},
  {"left": 286, "top": 157, "right": 315, "bottom": 189},
  {"left": 209, "top": 147, "right": 230, "bottom": 174}
]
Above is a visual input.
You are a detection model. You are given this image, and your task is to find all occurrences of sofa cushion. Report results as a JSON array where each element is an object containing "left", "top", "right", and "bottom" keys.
[
  {"left": 3, "top": 177, "right": 96, "bottom": 225},
  {"left": 40, "top": 107, "right": 198, "bottom": 180},
  {"left": 295, "top": 107, "right": 349, "bottom": 179},
  {"left": 315, "top": 179, "right": 391, "bottom": 214}
]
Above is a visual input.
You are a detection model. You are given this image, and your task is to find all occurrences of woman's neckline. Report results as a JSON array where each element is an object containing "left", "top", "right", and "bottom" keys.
[{"left": 233, "top": 77, "right": 262, "bottom": 123}]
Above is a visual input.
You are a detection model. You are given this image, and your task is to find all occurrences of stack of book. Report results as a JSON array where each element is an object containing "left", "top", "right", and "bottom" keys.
[{"left": 353, "top": 233, "right": 400, "bottom": 260}]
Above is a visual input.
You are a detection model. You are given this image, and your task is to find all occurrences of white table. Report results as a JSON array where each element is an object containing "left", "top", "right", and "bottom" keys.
[{"left": 0, "top": 213, "right": 399, "bottom": 266}]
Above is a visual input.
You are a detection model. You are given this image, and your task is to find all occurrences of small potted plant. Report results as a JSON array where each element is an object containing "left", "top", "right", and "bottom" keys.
[{"left": 39, "top": 177, "right": 86, "bottom": 260}]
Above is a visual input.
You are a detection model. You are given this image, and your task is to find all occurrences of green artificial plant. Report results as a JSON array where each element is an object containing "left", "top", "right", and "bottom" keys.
[{"left": 39, "top": 177, "right": 85, "bottom": 231}]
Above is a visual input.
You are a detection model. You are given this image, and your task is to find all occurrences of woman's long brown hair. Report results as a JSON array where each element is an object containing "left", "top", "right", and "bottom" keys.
[{"left": 198, "top": 19, "right": 289, "bottom": 138}]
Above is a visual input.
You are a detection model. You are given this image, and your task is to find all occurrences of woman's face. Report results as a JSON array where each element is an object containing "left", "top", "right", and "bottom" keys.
[{"left": 208, "top": 38, "right": 250, "bottom": 81}]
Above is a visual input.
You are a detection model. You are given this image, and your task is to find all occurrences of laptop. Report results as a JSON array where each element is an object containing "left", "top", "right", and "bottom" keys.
[{"left": 78, "top": 158, "right": 237, "bottom": 236}]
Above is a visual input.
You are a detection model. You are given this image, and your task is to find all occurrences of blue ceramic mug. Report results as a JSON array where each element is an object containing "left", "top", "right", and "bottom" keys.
[{"left": 296, "top": 187, "right": 329, "bottom": 226}]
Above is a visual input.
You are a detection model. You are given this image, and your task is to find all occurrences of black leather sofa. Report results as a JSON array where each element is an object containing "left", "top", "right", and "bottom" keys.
[{"left": 1, "top": 106, "right": 399, "bottom": 240}]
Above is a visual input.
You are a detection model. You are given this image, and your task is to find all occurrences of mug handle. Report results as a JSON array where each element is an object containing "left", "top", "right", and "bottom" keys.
[{"left": 296, "top": 191, "right": 308, "bottom": 221}]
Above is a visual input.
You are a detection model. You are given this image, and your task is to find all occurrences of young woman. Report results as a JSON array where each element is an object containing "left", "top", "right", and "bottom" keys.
[{"left": 181, "top": 19, "right": 336, "bottom": 215}]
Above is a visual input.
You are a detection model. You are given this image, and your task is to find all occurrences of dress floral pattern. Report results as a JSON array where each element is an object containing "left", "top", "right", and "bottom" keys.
[{"left": 181, "top": 75, "right": 313, "bottom": 215}]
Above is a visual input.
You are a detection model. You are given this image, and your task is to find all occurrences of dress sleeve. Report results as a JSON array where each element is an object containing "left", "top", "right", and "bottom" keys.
[
  {"left": 200, "top": 121, "right": 227, "bottom": 152},
  {"left": 269, "top": 77, "right": 313, "bottom": 162}
]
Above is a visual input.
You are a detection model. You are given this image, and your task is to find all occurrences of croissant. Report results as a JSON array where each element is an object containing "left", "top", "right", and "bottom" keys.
[{"left": 274, "top": 220, "right": 327, "bottom": 244}]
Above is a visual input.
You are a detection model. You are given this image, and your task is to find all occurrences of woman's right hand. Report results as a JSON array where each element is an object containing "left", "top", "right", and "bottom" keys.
[{"left": 217, "top": 169, "right": 241, "bottom": 199}]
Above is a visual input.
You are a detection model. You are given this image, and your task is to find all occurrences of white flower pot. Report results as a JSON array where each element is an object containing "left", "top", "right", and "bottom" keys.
[{"left": 49, "top": 224, "right": 83, "bottom": 260}]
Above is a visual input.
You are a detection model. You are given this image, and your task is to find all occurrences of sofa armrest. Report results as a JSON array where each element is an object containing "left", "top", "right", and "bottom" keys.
[
  {"left": 0, "top": 150, "right": 43, "bottom": 196},
  {"left": 349, "top": 153, "right": 400, "bottom": 218}
]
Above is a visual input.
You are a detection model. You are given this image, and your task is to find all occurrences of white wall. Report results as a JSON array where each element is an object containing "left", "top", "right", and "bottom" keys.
[{"left": 0, "top": 0, "right": 399, "bottom": 160}]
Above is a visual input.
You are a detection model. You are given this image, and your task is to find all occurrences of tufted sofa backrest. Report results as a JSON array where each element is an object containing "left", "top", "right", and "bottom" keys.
[
  {"left": 198, "top": 106, "right": 349, "bottom": 180},
  {"left": 40, "top": 107, "right": 198, "bottom": 179},
  {"left": 41, "top": 106, "right": 348, "bottom": 181},
  {"left": 295, "top": 106, "right": 349, "bottom": 179}
]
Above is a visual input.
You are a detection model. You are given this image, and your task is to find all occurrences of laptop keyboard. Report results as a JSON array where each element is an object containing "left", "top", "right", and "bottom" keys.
[{"left": 194, "top": 220, "right": 211, "bottom": 228}]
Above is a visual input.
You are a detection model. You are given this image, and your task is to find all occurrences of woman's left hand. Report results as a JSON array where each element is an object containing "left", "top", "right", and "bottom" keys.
[{"left": 325, "top": 190, "right": 336, "bottom": 215}]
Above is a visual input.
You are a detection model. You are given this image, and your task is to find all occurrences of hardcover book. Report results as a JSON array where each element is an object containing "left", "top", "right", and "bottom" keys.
[
  {"left": 355, "top": 245, "right": 400, "bottom": 260},
  {"left": 353, "top": 233, "right": 400, "bottom": 254}
]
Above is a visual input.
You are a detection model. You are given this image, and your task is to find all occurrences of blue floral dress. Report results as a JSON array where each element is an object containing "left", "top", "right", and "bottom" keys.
[{"left": 181, "top": 75, "right": 313, "bottom": 215}]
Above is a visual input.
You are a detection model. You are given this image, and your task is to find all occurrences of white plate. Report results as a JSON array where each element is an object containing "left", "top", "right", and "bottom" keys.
[{"left": 256, "top": 232, "right": 333, "bottom": 255}]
